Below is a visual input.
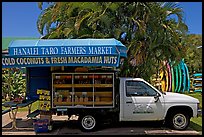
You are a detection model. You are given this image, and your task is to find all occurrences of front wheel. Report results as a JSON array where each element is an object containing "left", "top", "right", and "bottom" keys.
[
  {"left": 80, "top": 115, "right": 97, "bottom": 132},
  {"left": 167, "top": 111, "right": 190, "bottom": 130}
]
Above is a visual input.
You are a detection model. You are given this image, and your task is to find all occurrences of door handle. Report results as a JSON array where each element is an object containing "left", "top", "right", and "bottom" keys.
[{"left": 126, "top": 101, "right": 132, "bottom": 103}]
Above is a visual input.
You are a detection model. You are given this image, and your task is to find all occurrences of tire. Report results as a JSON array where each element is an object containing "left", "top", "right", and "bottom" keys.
[
  {"left": 79, "top": 115, "right": 97, "bottom": 132},
  {"left": 167, "top": 111, "right": 190, "bottom": 130}
]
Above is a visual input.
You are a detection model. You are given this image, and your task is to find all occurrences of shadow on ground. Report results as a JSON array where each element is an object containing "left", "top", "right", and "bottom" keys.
[
  {"left": 49, "top": 120, "right": 167, "bottom": 135},
  {"left": 2, "top": 119, "right": 34, "bottom": 132},
  {"left": 190, "top": 121, "right": 202, "bottom": 132},
  {"left": 2, "top": 119, "right": 200, "bottom": 135}
]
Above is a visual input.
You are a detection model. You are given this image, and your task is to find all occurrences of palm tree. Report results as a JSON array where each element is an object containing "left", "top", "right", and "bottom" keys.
[
  {"left": 37, "top": 2, "right": 114, "bottom": 39},
  {"left": 37, "top": 2, "right": 188, "bottom": 80}
]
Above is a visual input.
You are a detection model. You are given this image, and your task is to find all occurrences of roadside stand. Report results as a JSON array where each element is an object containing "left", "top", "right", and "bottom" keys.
[{"left": 2, "top": 38, "right": 127, "bottom": 132}]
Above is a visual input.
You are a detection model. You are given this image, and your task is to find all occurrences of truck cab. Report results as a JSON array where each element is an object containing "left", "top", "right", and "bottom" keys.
[{"left": 119, "top": 77, "right": 200, "bottom": 130}]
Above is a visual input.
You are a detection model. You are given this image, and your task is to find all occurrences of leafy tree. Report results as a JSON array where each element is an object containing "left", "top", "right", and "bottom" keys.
[
  {"left": 37, "top": 2, "right": 188, "bottom": 81},
  {"left": 183, "top": 34, "right": 202, "bottom": 74}
]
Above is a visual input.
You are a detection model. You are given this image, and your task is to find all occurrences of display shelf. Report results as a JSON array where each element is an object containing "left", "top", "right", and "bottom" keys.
[
  {"left": 54, "top": 102, "right": 72, "bottom": 106},
  {"left": 74, "top": 84, "right": 93, "bottom": 88},
  {"left": 53, "top": 84, "right": 113, "bottom": 88},
  {"left": 94, "top": 101, "right": 113, "bottom": 105},
  {"left": 94, "top": 91, "right": 112, "bottom": 97},
  {"left": 52, "top": 73, "right": 114, "bottom": 108},
  {"left": 73, "top": 92, "right": 93, "bottom": 96},
  {"left": 94, "top": 84, "right": 113, "bottom": 87},
  {"left": 54, "top": 101, "right": 113, "bottom": 106},
  {"left": 74, "top": 101, "right": 112, "bottom": 105},
  {"left": 53, "top": 84, "right": 73, "bottom": 88}
]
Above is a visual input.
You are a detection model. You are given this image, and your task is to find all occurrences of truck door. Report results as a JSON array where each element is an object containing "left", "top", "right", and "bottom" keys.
[{"left": 122, "top": 80, "right": 165, "bottom": 121}]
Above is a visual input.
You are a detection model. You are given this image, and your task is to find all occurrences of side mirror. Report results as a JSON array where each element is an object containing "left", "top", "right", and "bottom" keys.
[{"left": 154, "top": 93, "right": 160, "bottom": 102}]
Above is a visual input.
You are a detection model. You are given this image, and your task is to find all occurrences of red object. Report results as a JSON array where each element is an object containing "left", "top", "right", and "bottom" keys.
[{"left": 13, "top": 97, "right": 23, "bottom": 103}]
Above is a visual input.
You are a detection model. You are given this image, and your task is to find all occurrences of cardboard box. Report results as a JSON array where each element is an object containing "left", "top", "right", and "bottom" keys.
[
  {"left": 39, "top": 101, "right": 51, "bottom": 111},
  {"left": 37, "top": 89, "right": 50, "bottom": 95},
  {"left": 40, "top": 114, "right": 52, "bottom": 124},
  {"left": 39, "top": 95, "right": 51, "bottom": 101}
]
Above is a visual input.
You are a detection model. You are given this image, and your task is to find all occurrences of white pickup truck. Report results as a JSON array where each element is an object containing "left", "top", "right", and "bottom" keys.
[
  {"left": 118, "top": 78, "right": 200, "bottom": 130},
  {"left": 54, "top": 74, "right": 201, "bottom": 132}
]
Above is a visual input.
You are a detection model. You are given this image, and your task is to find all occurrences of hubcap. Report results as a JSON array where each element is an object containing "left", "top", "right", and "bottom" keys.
[
  {"left": 173, "top": 113, "right": 186, "bottom": 129},
  {"left": 81, "top": 115, "right": 96, "bottom": 130}
]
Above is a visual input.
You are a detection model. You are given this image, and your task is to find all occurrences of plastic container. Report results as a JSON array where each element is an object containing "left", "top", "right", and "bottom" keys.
[{"left": 33, "top": 119, "right": 49, "bottom": 133}]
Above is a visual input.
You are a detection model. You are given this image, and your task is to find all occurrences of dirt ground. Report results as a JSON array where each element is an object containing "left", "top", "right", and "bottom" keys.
[{"left": 2, "top": 112, "right": 201, "bottom": 135}]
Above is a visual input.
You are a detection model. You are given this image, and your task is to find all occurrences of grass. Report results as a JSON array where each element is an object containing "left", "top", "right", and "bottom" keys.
[
  {"left": 190, "top": 117, "right": 202, "bottom": 131},
  {"left": 185, "top": 92, "right": 202, "bottom": 132}
]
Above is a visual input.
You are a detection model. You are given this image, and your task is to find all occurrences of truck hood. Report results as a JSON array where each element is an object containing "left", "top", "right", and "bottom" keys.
[{"left": 163, "top": 92, "right": 199, "bottom": 104}]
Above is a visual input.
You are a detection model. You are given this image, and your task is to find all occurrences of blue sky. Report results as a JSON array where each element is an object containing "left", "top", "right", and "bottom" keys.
[{"left": 2, "top": 2, "right": 202, "bottom": 38}]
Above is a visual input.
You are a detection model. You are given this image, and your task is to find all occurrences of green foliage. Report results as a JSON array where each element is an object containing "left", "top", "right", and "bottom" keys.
[
  {"left": 2, "top": 68, "right": 26, "bottom": 100},
  {"left": 37, "top": 2, "right": 189, "bottom": 80},
  {"left": 183, "top": 34, "right": 202, "bottom": 74}
]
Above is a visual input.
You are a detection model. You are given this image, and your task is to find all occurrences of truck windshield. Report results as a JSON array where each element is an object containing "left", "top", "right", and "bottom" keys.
[{"left": 126, "top": 81, "right": 157, "bottom": 97}]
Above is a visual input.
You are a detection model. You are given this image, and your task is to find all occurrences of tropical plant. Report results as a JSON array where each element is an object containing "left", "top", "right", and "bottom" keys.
[
  {"left": 37, "top": 2, "right": 188, "bottom": 81},
  {"left": 2, "top": 68, "right": 26, "bottom": 100}
]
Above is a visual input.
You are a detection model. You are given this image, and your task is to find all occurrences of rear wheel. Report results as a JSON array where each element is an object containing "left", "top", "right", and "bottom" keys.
[{"left": 80, "top": 115, "right": 97, "bottom": 132}]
